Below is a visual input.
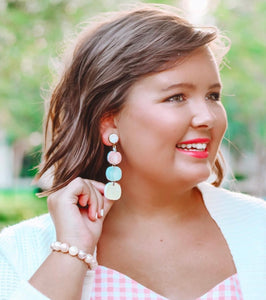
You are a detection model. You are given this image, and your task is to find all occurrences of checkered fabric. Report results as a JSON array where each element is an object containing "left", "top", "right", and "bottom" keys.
[
  {"left": 90, "top": 266, "right": 243, "bottom": 299},
  {"left": 196, "top": 273, "right": 243, "bottom": 300}
]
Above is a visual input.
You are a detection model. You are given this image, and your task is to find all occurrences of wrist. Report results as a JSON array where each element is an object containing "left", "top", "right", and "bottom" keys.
[
  {"left": 51, "top": 241, "right": 98, "bottom": 270},
  {"left": 55, "top": 235, "right": 97, "bottom": 254}
]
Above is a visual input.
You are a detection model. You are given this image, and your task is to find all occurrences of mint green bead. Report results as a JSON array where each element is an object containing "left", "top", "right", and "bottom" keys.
[{"left": 106, "top": 166, "right": 122, "bottom": 181}]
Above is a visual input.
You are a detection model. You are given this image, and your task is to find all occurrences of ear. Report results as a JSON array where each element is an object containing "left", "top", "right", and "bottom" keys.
[{"left": 100, "top": 113, "right": 119, "bottom": 146}]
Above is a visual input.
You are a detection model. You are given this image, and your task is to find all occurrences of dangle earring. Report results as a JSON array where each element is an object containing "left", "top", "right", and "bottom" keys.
[{"left": 104, "top": 133, "right": 122, "bottom": 200}]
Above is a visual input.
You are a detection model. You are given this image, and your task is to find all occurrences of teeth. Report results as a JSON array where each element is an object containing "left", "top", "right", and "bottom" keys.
[{"left": 177, "top": 143, "right": 207, "bottom": 151}]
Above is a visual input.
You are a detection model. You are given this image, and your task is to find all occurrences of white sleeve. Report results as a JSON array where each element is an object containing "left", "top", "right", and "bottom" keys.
[
  {"left": 0, "top": 215, "right": 94, "bottom": 300},
  {"left": 0, "top": 250, "right": 50, "bottom": 300}
]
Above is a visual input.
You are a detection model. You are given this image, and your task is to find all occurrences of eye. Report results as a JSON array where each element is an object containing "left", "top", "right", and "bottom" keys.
[
  {"left": 166, "top": 94, "right": 186, "bottom": 103},
  {"left": 205, "top": 92, "right": 221, "bottom": 102}
]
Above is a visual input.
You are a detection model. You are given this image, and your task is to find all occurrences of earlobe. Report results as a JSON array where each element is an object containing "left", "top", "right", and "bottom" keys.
[
  {"left": 102, "top": 131, "right": 116, "bottom": 146},
  {"left": 100, "top": 113, "right": 119, "bottom": 146}
]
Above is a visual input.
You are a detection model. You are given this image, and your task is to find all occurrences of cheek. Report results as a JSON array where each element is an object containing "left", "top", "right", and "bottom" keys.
[
  {"left": 119, "top": 108, "right": 178, "bottom": 139},
  {"left": 218, "top": 106, "right": 228, "bottom": 135},
  {"left": 212, "top": 104, "right": 227, "bottom": 137},
  {"left": 117, "top": 110, "right": 181, "bottom": 164}
]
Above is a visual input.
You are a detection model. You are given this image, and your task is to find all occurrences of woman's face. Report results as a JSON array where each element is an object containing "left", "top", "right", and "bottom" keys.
[{"left": 116, "top": 47, "right": 227, "bottom": 188}]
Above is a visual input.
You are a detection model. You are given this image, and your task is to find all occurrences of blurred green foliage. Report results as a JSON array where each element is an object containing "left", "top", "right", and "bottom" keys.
[
  {"left": 0, "top": 189, "right": 47, "bottom": 229},
  {"left": 215, "top": 0, "right": 266, "bottom": 152},
  {"left": 20, "top": 145, "right": 42, "bottom": 177}
]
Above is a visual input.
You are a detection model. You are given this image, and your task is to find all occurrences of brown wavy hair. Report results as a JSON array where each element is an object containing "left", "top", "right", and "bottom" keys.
[{"left": 36, "top": 4, "right": 228, "bottom": 194}]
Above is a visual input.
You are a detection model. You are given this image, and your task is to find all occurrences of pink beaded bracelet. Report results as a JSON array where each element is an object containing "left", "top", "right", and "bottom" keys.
[{"left": 50, "top": 241, "right": 98, "bottom": 270}]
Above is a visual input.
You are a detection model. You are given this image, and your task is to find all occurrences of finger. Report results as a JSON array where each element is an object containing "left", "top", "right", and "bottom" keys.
[
  {"left": 89, "top": 185, "right": 103, "bottom": 220},
  {"left": 66, "top": 177, "right": 91, "bottom": 204},
  {"left": 84, "top": 182, "right": 99, "bottom": 221},
  {"left": 78, "top": 194, "right": 89, "bottom": 207},
  {"left": 101, "top": 197, "right": 115, "bottom": 220},
  {"left": 85, "top": 179, "right": 105, "bottom": 218},
  {"left": 90, "top": 180, "right": 105, "bottom": 195},
  {"left": 66, "top": 178, "right": 98, "bottom": 221},
  {"left": 88, "top": 185, "right": 104, "bottom": 219},
  {"left": 95, "top": 188, "right": 104, "bottom": 218}
]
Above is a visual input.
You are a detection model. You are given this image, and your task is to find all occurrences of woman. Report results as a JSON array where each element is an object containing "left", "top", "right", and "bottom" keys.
[{"left": 0, "top": 4, "right": 265, "bottom": 300}]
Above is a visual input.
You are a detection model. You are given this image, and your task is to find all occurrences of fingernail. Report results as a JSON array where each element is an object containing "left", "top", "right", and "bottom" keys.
[
  {"left": 100, "top": 209, "right": 104, "bottom": 217},
  {"left": 95, "top": 212, "right": 98, "bottom": 220}
]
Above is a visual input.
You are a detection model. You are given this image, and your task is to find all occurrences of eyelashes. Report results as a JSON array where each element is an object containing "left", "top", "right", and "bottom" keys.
[
  {"left": 167, "top": 94, "right": 186, "bottom": 103},
  {"left": 165, "top": 92, "right": 221, "bottom": 103},
  {"left": 205, "top": 92, "right": 221, "bottom": 102}
]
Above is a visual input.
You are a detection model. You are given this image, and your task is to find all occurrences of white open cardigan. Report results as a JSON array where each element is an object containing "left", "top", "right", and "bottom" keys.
[{"left": 0, "top": 182, "right": 265, "bottom": 300}]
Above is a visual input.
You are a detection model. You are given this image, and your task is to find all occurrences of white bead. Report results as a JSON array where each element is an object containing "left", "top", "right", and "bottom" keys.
[
  {"left": 108, "top": 133, "right": 119, "bottom": 144},
  {"left": 104, "top": 182, "right": 121, "bottom": 200},
  {"left": 50, "top": 241, "right": 98, "bottom": 269},
  {"left": 60, "top": 243, "right": 69, "bottom": 253},
  {"left": 84, "top": 254, "right": 93, "bottom": 264},
  {"left": 54, "top": 241, "right": 61, "bottom": 251},
  {"left": 78, "top": 250, "right": 87, "bottom": 260},
  {"left": 69, "top": 246, "right": 79, "bottom": 256},
  {"left": 90, "top": 259, "right": 98, "bottom": 270}
]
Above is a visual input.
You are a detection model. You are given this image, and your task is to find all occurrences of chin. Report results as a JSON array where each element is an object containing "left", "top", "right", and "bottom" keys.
[{"left": 179, "top": 168, "right": 211, "bottom": 188}]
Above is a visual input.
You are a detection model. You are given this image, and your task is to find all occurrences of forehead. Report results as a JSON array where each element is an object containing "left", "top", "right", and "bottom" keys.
[{"left": 128, "top": 47, "right": 220, "bottom": 95}]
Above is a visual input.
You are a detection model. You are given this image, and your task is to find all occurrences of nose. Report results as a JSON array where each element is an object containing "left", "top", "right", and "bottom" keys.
[{"left": 190, "top": 100, "right": 215, "bottom": 129}]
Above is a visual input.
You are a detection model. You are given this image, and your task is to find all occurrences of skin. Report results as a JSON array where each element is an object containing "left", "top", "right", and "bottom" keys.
[
  {"left": 30, "top": 47, "right": 235, "bottom": 300},
  {"left": 114, "top": 46, "right": 227, "bottom": 196}
]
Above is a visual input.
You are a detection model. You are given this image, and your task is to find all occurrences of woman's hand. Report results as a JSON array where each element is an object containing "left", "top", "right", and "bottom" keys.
[{"left": 47, "top": 177, "right": 114, "bottom": 254}]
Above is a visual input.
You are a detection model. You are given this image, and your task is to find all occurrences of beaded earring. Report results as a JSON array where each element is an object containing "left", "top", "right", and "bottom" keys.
[{"left": 104, "top": 133, "right": 122, "bottom": 200}]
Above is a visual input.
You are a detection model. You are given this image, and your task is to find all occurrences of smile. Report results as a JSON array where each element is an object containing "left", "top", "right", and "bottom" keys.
[
  {"left": 176, "top": 143, "right": 207, "bottom": 151},
  {"left": 176, "top": 138, "right": 210, "bottom": 158}
]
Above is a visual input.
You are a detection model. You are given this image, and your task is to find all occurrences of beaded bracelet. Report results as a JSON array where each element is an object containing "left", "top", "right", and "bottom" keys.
[{"left": 50, "top": 241, "right": 98, "bottom": 270}]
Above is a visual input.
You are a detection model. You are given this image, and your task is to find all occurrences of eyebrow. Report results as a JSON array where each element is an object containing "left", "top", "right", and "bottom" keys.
[{"left": 162, "top": 82, "right": 222, "bottom": 91}]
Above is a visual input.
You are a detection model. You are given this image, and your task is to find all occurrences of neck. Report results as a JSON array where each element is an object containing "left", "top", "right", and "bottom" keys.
[{"left": 111, "top": 173, "right": 203, "bottom": 220}]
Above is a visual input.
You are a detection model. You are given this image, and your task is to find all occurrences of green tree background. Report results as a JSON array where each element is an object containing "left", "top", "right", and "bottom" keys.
[
  {"left": 214, "top": 0, "right": 266, "bottom": 195},
  {"left": 0, "top": 0, "right": 265, "bottom": 199}
]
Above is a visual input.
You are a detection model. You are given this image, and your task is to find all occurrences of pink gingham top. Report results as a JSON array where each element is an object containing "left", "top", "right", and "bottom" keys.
[{"left": 91, "top": 266, "right": 243, "bottom": 299}]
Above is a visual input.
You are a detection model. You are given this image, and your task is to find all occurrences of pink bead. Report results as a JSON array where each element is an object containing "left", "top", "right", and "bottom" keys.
[{"left": 107, "top": 151, "right": 122, "bottom": 165}]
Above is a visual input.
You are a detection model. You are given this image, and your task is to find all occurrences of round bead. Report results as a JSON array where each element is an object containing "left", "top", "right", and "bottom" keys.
[
  {"left": 60, "top": 243, "right": 69, "bottom": 253},
  {"left": 69, "top": 246, "right": 79, "bottom": 256},
  {"left": 78, "top": 250, "right": 87, "bottom": 260},
  {"left": 90, "top": 259, "right": 98, "bottom": 270},
  {"left": 104, "top": 182, "right": 122, "bottom": 200},
  {"left": 107, "top": 151, "right": 122, "bottom": 165},
  {"left": 84, "top": 254, "right": 93, "bottom": 264},
  {"left": 108, "top": 133, "right": 119, "bottom": 144},
  {"left": 106, "top": 166, "right": 122, "bottom": 181},
  {"left": 54, "top": 241, "right": 61, "bottom": 251}
]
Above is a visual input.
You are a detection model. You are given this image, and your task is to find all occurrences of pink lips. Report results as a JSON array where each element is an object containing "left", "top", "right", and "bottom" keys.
[{"left": 176, "top": 138, "right": 210, "bottom": 159}]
